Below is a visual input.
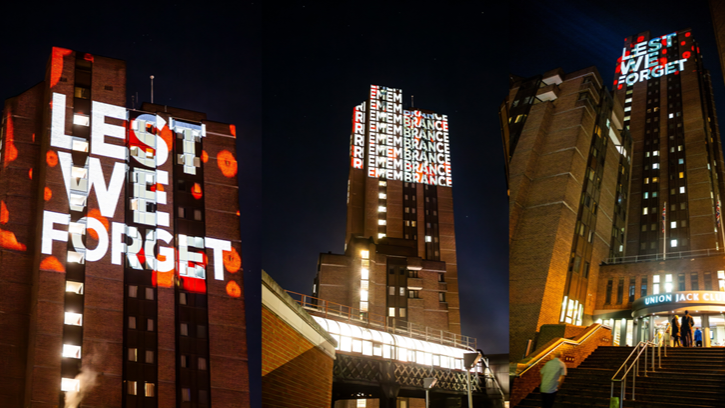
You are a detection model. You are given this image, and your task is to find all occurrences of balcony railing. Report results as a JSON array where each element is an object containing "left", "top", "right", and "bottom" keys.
[
  {"left": 602, "top": 248, "right": 722, "bottom": 265},
  {"left": 285, "top": 290, "right": 476, "bottom": 350}
]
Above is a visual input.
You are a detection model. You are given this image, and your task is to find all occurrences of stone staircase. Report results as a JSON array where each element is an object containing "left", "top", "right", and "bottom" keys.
[{"left": 515, "top": 346, "right": 725, "bottom": 407}]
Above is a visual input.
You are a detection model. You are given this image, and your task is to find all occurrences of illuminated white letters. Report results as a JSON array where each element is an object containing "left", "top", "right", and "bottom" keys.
[{"left": 42, "top": 211, "right": 70, "bottom": 254}]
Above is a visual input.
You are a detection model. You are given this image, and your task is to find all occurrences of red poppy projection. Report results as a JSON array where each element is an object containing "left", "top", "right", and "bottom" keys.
[
  {"left": 49, "top": 47, "right": 72, "bottom": 88},
  {"left": 217, "top": 150, "right": 237, "bottom": 178},
  {"left": 226, "top": 280, "right": 241, "bottom": 298},
  {"left": 40, "top": 255, "right": 64, "bottom": 272},
  {"left": 3, "top": 112, "right": 17, "bottom": 167}
]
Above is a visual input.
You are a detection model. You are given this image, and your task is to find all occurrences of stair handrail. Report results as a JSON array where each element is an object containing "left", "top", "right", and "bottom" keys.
[{"left": 610, "top": 339, "right": 661, "bottom": 408}]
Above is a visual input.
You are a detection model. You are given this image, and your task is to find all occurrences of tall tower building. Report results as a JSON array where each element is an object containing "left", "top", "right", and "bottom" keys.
[
  {"left": 0, "top": 48, "right": 248, "bottom": 407},
  {"left": 506, "top": 29, "right": 725, "bottom": 361},
  {"left": 313, "top": 84, "right": 460, "bottom": 335},
  {"left": 504, "top": 67, "right": 630, "bottom": 361}
]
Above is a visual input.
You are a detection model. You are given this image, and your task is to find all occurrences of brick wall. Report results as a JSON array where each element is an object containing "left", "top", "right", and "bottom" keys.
[{"left": 262, "top": 307, "right": 334, "bottom": 407}]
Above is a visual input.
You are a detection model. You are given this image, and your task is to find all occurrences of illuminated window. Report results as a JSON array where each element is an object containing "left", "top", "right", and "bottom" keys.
[
  {"left": 388, "top": 308, "right": 395, "bottom": 317},
  {"left": 61, "top": 378, "right": 80, "bottom": 392},
  {"left": 399, "top": 308, "right": 406, "bottom": 318},
  {"left": 357, "top": 399, "right": 367, "bottom": 407},
  {"left": 145, "top": 350, "right": 154, "bottom": 364},
  {"left": 652, "top": 177, "right": 658, "bottom": 183},
  {"left": 360, "top": 289, "right": 368, "bottom": 301},
  {"left": 361, "top": 268, "right": 369, "bottom": 280},
  {"left": 128, "top": 348, "right": 137, "bottom": 362},
  {"left": 74, "top": 87, "right": 90, "bottom": 99},
  {"left": 378, "top": 220, "right": 386, "bottom": 225},
  {"left": 179, "top": 293, "right": 187, "bottom": 305},
  {"left": 643, "top": 208, "right": 648, "bottom": 215},
  {"left": 653, "top": 163, "right": 659, "bottom": 169},
  {"left": 128, "top": 285, "right": 138, "bottom": 298},
  {"left": 62, "top": 344, "right": 81, "bottom": 359},
  {"left": 653, "top": 151, "right": 659, "bottom": 156},
  {"left": 399, "top": 287, "right": 405, "bottom": 296},
  {"left": 679, "top": 172, "right": 684, "bottom": 178},
  {"left": 718, "top": 271, "right": 725, "bottom": 291},
  {"left": 198, "top": 357, "right": 207, "bottom": 370},
  {"left": 64, "top": 312, "right": 82, "bottom": 326},
  {"left": 644, "top": 178, "right": 649, "bottom": 184},
  {"left": 127, "top": 382, "right": 137, "bottom": 396},
  {"left": 145, "top": 383, "right": 155, "bottom": 397},
  {"left": 411, "top": 221, "right": 417, "bottom": 227},
  {"left": 360, "top": 250, "right": 369, "bottom": 259},
  {"left": 425, "top": 236, "right": 432, "bottom": 242},
  {"left": 73, "top": 114, "right": 90, "bottom": 126},
  {"left": 66, "top": 281, "right": 84, "bottom": 294},
  {"left": 378, "top": 206, "right": 386, "bottom": 212},
  {"left": 671, "top": 221, "right": 677, "bottom": 229},
  {"left": 680, "top": 186, "right": 686, "bottom": 194},
  {"left": 671, "top": 239, "right": 678, "bottom": 248},
  {"left": 128, "top": 316, "right": 136, "bottom": 329},
  {"left": 653, "top": 275, "right": 660, "bottom": 295},
  {"left": 644, "top": 192, "right": 649, "bottom": 199},
  {"left": 360, "top": 301, "right": 368, "bottom": 312},
  {"left": 665, "top": 274, "right": 674, "bottom": 292},
  {"left": 378, "top": 193, "right": 386, "bottom": 199},
  {"left": 379, "top": 180, "right": 387, "bottom": 186},
  {"left": 439, "top": 292, "right": 446, "bottom": 302},
  {"left": 145, "top": 287, "right": 154, "bottom": 300},
  {"left": 679, "top": 158, "right": 684, "bottom": 164},
  {"left": 180, "top": 323, "right": 188, "bottom": 336},
  {"left": 67, "top": 251, "right": 85, "bottom": 264},
  {"left": 388, "top": 286, "right": 395, "bottom": 296},
  {"left": 378, "top": 233, "right": 386, "bottom": 239}
]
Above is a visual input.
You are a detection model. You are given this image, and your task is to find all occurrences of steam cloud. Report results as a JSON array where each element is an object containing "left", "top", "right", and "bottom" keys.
[{"left": 64, "top": 367, "right": 98, "bottom": 408}]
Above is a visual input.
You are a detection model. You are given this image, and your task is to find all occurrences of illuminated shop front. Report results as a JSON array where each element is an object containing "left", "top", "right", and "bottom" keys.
[{"left": 596, "top": 291, "right": 725, "bottom": 347}]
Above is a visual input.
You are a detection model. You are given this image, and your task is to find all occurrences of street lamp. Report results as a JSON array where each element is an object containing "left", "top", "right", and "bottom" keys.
[
  {"left": 423, "top": 377, "right": 437, "bottom": 408},
  {"left": 464, "top": 352, "right": 482, "bottom": 407}
]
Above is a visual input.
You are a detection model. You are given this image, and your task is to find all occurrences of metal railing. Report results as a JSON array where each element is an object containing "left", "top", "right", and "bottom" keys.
[
  {"left": 610, "top": 336, "right": 666, "bottom": 408},
  {"left": 285, "top": 290, "right": 476, "bottom": 349},
  {"left": 603, "top": 247, "right": 721, "bottom": 265}
]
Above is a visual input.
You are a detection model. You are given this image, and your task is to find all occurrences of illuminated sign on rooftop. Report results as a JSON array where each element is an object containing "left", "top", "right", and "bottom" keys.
[
  {"left": 350, "top": 85, "right": 452, "bottom": 187},
  {"left": 615, "top": 32, "right": 693, "bottom": 87}
]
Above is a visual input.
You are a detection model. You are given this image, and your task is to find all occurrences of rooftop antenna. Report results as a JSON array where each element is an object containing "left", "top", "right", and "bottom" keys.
[
  {"left": 150, "top": 75, "right": 155, "bottom": 104},
  {"left": 411, "top": 95, "right": 415, "bottom": 108}
]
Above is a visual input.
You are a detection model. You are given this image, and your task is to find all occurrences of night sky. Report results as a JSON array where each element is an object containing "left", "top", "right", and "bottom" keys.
[
  {"left": 261, "top": 2, "right": 510, "bottom": 356},
  {"left": 1, "top": 2, "right": 262, "bottom": 405}
]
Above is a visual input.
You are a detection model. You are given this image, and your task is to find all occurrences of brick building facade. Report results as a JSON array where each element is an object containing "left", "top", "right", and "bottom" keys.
[
  {"left": 0, "top": 47, "right": 248, "bottom": 407},
  {"left": 506, "top": 28, "right": 725, "bottom": 361},
  {"left": 505, "top": 67, "right": 629, "bottom": 361},
  {"left": 313, "top": 85, "right": 460, "bottom": 336}
]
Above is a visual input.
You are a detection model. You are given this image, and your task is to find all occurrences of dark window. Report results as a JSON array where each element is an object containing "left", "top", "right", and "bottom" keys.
[
  {"left": 605, "top": 279, "right": 613, "bottom": 304},
  {"left": 407, "top": 270, "right": 419, "bottom": 278},
  {"left": 616, "top": 278, "right": 624, "bottom": 304},
  {"left": 408, "top": 290, "right": 419, "bottom": 299},
  {"left": 704, "top": 272, "right": 713, "bottom": 290},
  {"left": 678, "top": 273, "right": 686, "bottom": 291},
  {"left": 641, "top": 277, "right": 648, "bottom": 297},
  {"left": 439, "top": 292, "right": 446, "bottom": 302},
  {"left": 691, "top": 273, "right": 699, "bottom": 291},
  {"left": 628, "top": 278, "right": 636, "bottom": 303}
]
